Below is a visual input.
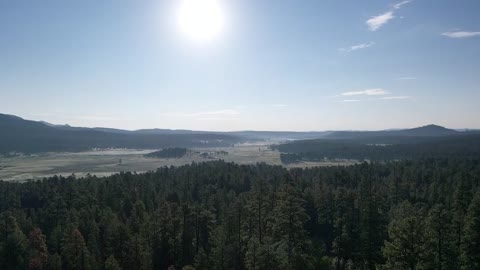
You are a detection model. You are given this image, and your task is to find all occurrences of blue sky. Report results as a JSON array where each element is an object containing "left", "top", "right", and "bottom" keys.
[{"left": 1, "top": 0, "right": 479, "bottom": 131}]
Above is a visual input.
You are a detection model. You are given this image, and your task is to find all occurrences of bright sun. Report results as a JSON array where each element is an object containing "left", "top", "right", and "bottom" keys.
[{"left": 177, "top": 0, "right": 225, "bottom": 42}]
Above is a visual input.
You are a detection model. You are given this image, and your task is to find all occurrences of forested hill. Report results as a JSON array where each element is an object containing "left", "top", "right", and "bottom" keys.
[
  {"left": 1, "top": 159, "right": 480, "bottom": 269},
  {"left": 0, "top": 114, "right": 241, "bottom": 153},
  {"left": 274, "top": 132, "right": 480, "bottom": 163},
  {"left": 322, "top": 124, "right": 461, "bottom": 140}
]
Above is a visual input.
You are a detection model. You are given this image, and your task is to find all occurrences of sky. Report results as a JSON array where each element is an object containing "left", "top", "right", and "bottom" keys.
[{"left": 1, "top": 0, "right": 479, "bottom": 131}]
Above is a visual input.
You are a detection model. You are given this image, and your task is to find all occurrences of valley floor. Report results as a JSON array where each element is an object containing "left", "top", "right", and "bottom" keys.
[{"left": 0, "top": 142, "right": 356, "bottom": 181}]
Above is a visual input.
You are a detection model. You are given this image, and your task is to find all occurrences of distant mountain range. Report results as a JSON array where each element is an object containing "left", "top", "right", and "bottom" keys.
[
  {"left": 323, "top": 124, "right": 463, "bottom": 140},
  {"left": 0, "top": 113, "right": 477, "bottom": 154},
  {"left": 0, "top": 114, "right": 240, "bottom": 154}
]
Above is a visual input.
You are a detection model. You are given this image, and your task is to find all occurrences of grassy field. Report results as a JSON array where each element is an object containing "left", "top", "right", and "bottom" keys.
[{"left": 0, "top": 143, "right": 356, "bottom": 181}]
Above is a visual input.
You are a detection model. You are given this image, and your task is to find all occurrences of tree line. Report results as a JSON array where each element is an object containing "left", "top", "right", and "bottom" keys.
[
  {"left": 1, "top": 158, "right": 480, "bottom": 269},
  {"left": 274, "top": 134, "right": 480, "bottom": 163}
]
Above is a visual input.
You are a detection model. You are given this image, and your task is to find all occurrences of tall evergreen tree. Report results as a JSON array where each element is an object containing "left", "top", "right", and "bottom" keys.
[
  {"left": 0, "top": 211, "right": 28, "bottom": 270},
  {"left": 272, "top": 183, "right": 313, "bottom": 270},
  {"left": 104, "top": 255, "right": 122, "bottom": 270},
  {"left": 331, "top": 188, "right": 357, "bottom": 270},
  {"left": 383, "top": 201, "right": 430, "bottom": 270},
  {"left": 46, "top": 253, "right": 62, "bottom": 270},
  {"left": 461, "top": 192, "right": 480, "bottom": 269},
  {"left": 453, "top": 177, "right": 472, "bottom": 256},
  {"left": 62, "top": 228, "right": 92, "bottom": 270},
  {"left": 425, "top": 204, "right": 456, "bottom": 270},
  {"left": 359, "top": 176, "right": 385, "bottom": 269},
  {"left": 27, "top": 228, "right": 49, "bottom": 270}
]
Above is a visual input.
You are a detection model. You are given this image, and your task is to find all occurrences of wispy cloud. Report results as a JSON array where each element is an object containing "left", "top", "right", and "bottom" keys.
[
  {"left": 341, "top": 88, "right": 388, "bottom": 96},
  {"left": 270, "top": 104, "right": 289, "bottom": 107},
  {"left": 393, "top": 0, "right": 413, "bottom": 9},
  {"left": 367, "top": 0, "right": 413, "bottom": 31},
  {"left": 338, "top": 42, "right": 375, "bottom": 53},
  {"left": 380, "top": 96, "right": 411, "bottom": 100},
  {"left": 442, "top": 31, "right": 480, "bottom": 38},
  {"left": 396, "top": 76, "right": 416, "bottom": 80},
  {"left": 343, "top": 99, "right": 361, "bottom": 102},
  {"left": 367, "top": 11, "right": 395, "bottom": 31}
]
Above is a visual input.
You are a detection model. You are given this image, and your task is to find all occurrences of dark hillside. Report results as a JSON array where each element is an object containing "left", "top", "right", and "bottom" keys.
[{"left": 0, "top": 114, "right": 240, "bottom": 153}]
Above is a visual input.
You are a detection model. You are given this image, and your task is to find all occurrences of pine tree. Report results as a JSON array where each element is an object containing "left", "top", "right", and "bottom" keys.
[
  {"left": 244, "top": 238, "right": 260, "bottom": 270},
  {"left": 193, "top": 247, "right": 210, "bottom": 270},
  {"left": 105, "top": 255, "right": 122, "bottom": 270},
  {"left": 124, "top": 233, "right": 151, "bottom": 270},
  {"left": 211, "top": 224, "right": 227, "bottom": 270},
  {"left": 27, "top": 227, "right": 49, "bottom": 270},
  {"left": 62, "top": 228, "right": 92, "bottom": 270},
  {"left": 453, "top": 177, "right": 472, "bottom": 254},
  {"left": 47, "top": 225, "right": 64, "bottom": 255},
  {"left": 0, "top": 211, "right": 28, "bottom": 270},
  {"left": 247, "top": 178, "right": 269, "bottom": 244},
  {"left": 98, "top": 209, "right": 120, "bottom": 262},
  {"left": 272, "top": 183, "right": 313, "bottom": 270},
  {"left": 85, "top": 220, "right": 101, "bottom": 270},
  {"left": 331, "top": 188, "right": 357, "bottom": 270},
  {"left": 461, "top": 192, "right": 480, "bottom": 269},
  {"left": 425, "top": 204, "right": 456, "bottom": 270},
  {"left": 383, "top": 201, "right": 430, "bottom": 270},
  {"left": 181, "top": 203, "right": 195, "bottom": 266},
  {"left": 46, "top": 253, "right": 62, "bottom": 270},
  {"left": 359, "top": 176, "right": 385, "bottom": 269}
]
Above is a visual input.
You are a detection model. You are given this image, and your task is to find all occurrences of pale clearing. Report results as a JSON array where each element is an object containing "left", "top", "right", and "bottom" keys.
[{"left": 0, "top": 143, "right": 356, "bottom": 181}]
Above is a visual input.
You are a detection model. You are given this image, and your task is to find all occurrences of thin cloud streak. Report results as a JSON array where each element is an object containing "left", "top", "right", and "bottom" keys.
[
  {"left": 341, "top": 88, "right": 388, "bottom": 96},
  {"left": 442, "top": 31, "right": 480, "bottom": 38},
  {"left": 338, "top": 42, "right": 375, "bottom": 53},
  {"left": 393, "top": 0, "right": 413, "bottom": 9}
]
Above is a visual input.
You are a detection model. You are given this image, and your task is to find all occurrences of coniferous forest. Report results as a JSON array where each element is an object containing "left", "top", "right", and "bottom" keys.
[{"left": 1, "top": 158, "right": 480, "bottom": 270}]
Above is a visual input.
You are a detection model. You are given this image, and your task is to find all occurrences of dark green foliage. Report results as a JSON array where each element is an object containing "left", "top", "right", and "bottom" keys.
[
  {"left": 46, "top": 253, "right": 62, "bottom": 270},
  {"left": 426, "top": 204, "right": 456, "bottom": 270},
  {"left": 0, "top": 211, "right": 28, "bottom": 270},
  {"left": 27, "top": 228, "right": 49, "bottom": 270},
  {"left": 275, "top": 134, "right": 480, "bottom": 163},
  {"left": 461, "top": 192, "right": 480, "bottom": 269},
  {"left": 105, "top": 255, "right": 122, "bottom": 270},
  {"left": 62, "top": 228, "right": 92, "bottom": 270},
  {"left": 0, "top": 158, "right": 480, "bottom": 269},
  {"left": 383, "top": 201, "right": 430, "bottom": 269}
]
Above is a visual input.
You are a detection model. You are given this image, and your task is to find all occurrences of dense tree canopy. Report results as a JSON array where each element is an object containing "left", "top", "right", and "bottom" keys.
[
  {"left": 274, "top": 135, "right": 480, "bottom": 163},
  {"left": 1, "top": 158, "right": 480, "bottom": 269}
]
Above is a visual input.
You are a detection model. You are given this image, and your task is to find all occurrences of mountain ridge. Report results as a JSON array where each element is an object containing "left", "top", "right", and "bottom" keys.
[{"left": 0, "top": 113, "right": 473, "bottom": 154}]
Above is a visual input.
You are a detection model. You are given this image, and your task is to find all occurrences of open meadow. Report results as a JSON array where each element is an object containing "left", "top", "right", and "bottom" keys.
[{"left": 0, "top": 142, "right": 356, "bottom": 181}]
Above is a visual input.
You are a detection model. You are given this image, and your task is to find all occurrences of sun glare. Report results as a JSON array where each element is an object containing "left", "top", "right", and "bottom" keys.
[{"left": 176, "top": 0, "right": 225, "bottom": 42}]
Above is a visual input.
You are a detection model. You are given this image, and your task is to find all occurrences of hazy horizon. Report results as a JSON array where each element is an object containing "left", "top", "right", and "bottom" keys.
[
  {"left": 2, "top": 111, "right": 477, "bottom": 133},
  {"left": 1, "top": 0, "right": 479, "bottom": 131}
]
